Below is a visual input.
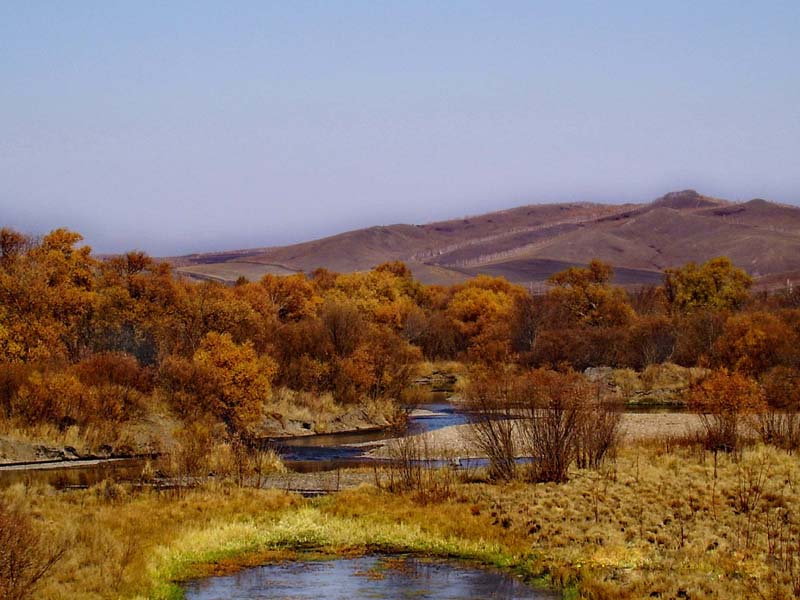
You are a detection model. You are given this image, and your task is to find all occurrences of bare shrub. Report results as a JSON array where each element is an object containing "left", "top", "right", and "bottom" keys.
[
  {"left": 518, "top": 369, "right": 592, "bottom": 483},
  {"left": 383, "top": 435, "right": 456, "bottom": 502},
  {"left": 0, "top": 502, "right": 66, "bottom": 600},
  {"left": 463, "top": 367, "right": 520, "bottom": 481},
  {"left": 756, "top": 410, "right": 800, "bottom": 452},
  {"left": 465, "top": 367, "right": 620, "bottom": 483},
  {"left": 385, "top": 435, "right": 426, "bottom": 492},
  {"left": 758, "top": 366, "right": 800, "bottom": 451},
  {"left": 228, "top": 434, "right": 286, "bottom": 487},
  {"left": 575, "top": 389, "right": 623, "bottom": 470}
]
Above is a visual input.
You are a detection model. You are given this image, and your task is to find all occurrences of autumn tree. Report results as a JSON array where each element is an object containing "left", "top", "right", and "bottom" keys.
[
  {"left": 687, "top": 369, "right": 766, "bottom": 452},
  {"left": 546, "top": 259, "right": 633, "bottom": 328},
  {"left": 11, "top": 371, "right": 79, "bottom": 427},
  {"left": 93, "top": 252, "right": 178, "bottom": 363},
  {"left": 712, "top": 312, "right": 798, "bottom": 377},
  {"left": 320, "top": 298, "right": 365, "bottom": 357},
  {"left": 624, "top": 315, "right": 677, "bottom": 369},
  {"left": 0, "top": 229, "right": 96, "bottom": 362},
  {"left": 259, "top": 273, "right": 321, "bottom": 322},
  {"left": 671, "top": 310, "right": 727, "bottom": 367},
  {"left": 327, "top": 265, "right": 421, "bottom": 330},
  {"left": 170, "top": 281, "right": 262, "bottom": 355},
  {"left": 273, "top": 317, "right": 333, "bottom": 391},
  {"left": 446, "top": 276, "right": 528, "bottom": 363},
  {"left": 161, "top": 332, "right": 276, "bottom": 434},
  {"left": 357, "top": 324, "right": 421, "bottom": 400},
  {"left": 664, "top": 257, "right": 752, "bottom": 312}
]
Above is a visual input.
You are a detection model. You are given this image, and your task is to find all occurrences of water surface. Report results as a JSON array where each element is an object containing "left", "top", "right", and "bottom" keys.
[
  {"left": 183, "top": 556, "right": 560, "bottom": 599},
  {"left": 275, "top": 398, "right": 467, "bottom": 467}
]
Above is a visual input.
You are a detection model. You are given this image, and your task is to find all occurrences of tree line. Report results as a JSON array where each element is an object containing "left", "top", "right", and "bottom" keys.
[{"left": 1, "top": 227, "right": 799, "bottom": 439}]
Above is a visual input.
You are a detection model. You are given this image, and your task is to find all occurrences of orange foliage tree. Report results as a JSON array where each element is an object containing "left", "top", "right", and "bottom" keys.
[
  {"left": 161, "top": 332, "right": 277, "bottom": 434},
  {"left": 687, "top": 369, "right": 766, "bottom": 452},
  {"left": 713, "top": 311, "right": 799, "bottom": 377},
  {"left": 446, "top": 276, "right": 528, "bottom": 363},
  {"left": 546, "top": 259, "right": 633, "bottom": 327}
]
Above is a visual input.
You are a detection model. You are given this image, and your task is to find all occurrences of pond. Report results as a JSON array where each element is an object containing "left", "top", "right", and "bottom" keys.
[{"left": 182, "top": 555, "right": 561, "bottom": 599}]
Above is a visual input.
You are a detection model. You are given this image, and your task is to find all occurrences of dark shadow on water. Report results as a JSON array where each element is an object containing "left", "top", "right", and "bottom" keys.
[
  {"left": 183, "top": 556, "right": 561, "bottom": 599},
  {"left": 0, "top": 458, "right": 147, "bottom": 489}
]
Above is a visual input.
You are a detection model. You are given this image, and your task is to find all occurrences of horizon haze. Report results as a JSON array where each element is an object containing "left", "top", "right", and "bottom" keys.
[{"left": 2, "top": 1, "right": 799, "bottom": 255}]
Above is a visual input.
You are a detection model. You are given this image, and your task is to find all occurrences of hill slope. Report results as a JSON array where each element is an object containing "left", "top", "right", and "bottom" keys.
[{"left": 172, "top": 190, "right": 800, "bottom": 288}]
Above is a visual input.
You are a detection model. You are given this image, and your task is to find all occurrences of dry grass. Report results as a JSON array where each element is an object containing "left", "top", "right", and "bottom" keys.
[
  {"left": 415, "top": 360, "right": 467, "bottom": 379},
  {"left": 268, "top": 388, "right": 402, "bottom": 434},
  {"left": 5, "top": 440, "right": 800, "bottom": 599},
  {"left": 1, "top": 483, "right": 303, "bottom": 599},
  {"left": 269, "top": 388, "right": 341, "bottom": 430},
  {"left": 0, "top": 403, "right": 178, "bottom": 463},
  {"left": 334, "top": 443, "right": 800, "bottom": 599}
]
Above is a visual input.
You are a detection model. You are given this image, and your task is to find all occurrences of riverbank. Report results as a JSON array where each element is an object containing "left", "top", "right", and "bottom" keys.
[
  {"left": 365, "top": 412, "right": 704, "bottom": 459},
  {"left": 0, "top": 393, "right": 401, "bottom": 467}
]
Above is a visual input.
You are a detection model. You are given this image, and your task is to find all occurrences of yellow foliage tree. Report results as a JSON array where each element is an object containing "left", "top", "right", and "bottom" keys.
[
  {"left": 446, "top": 276, "right": 528, "bottom": 363},
  {"left": 664, "top": 257, "right": 752, "bottom": 312},
  {"left": 546, "top": 259, "right": 633, "bottom": 327},
  {"left": 713, "top": 312, "right": 798, "bottom": 376}
]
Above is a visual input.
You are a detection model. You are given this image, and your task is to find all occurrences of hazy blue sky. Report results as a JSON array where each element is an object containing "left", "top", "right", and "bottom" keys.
[{"left": 2, "top": 1, "right": 799, "bottom": 255}]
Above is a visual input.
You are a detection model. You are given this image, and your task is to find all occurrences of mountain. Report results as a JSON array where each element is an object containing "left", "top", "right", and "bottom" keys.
[{"left": 171, "top": 190, "right": 800, "bottom": 289}]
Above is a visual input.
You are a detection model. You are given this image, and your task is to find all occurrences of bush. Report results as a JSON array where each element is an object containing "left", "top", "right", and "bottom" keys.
[
  {"left": 687, "top": 369, "right": 766, "bottom": 453},
  {"left": 0, "top": 502, "right": 65, "bottom": 600},
  {"left": 518, "top": 369, "right": 594, "bottom": 483},
  {"left": 756, "top": 411, "right": 800, "bottom": 452},
  {"left": 575, "top": 392, "right": 622, "bottom": 469},
  {"left": 463, "top": 368, "right": 521, "bottom": 481},
  {"left": 382, "top": 435, "right": 457, "bottom": 502}
]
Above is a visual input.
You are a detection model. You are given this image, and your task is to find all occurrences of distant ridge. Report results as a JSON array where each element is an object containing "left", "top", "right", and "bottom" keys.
[{"left": 171, "top": 190, "right": 800, "bottom": 288}]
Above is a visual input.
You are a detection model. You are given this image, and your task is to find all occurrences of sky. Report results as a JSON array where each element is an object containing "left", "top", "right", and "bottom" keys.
[{"left": 1, "top": 1, "right": 799, "bottom": 255}]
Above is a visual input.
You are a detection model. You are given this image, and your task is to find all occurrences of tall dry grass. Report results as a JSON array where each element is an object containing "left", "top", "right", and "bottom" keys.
[{"left": 5, "top": 437, "right": 800, "bottom": 599}]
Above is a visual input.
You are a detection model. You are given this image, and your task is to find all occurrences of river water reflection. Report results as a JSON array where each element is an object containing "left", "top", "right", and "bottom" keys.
[
  {"left": 183, "top": 556, "right": 560, "bottom": 600},
  {"left": 274, "top": 398, "right": 467, "bottom": 468}
]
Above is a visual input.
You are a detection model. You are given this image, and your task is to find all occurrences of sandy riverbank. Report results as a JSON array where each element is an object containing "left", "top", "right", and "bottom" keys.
[{"left": 365, "top": 412, "right": 704, "bottom": 459}]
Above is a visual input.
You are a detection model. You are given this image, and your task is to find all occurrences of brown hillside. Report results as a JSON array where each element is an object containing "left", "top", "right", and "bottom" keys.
[
  {"left": 696, "top": 198, "right": 800, "bottom": 233},
  {"left": 172, "top": 190, "right": 800, "bottom": 287},
  {"left": 650, "top": 189, "right": 728, "bottom": 210}
]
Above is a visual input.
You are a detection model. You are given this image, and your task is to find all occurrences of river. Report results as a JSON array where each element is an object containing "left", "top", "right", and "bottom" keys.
[{"left": 0, "top": 395, "right": 468, "bottom": 488}]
